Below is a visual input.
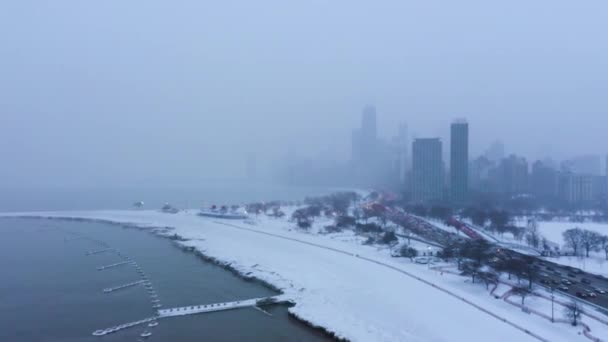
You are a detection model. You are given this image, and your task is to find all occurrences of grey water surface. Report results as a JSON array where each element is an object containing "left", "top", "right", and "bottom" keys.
[{"left": 0, "top": 217, "right": 334, "bottom": 342}]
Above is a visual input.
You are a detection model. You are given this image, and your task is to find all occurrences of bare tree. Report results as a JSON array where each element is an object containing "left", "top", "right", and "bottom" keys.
[
  {"left": 602, "top": 235, "right": 608, "bottom": 260},
  {"left": 580, "top": 229, "right": 602, "bottom": 257},
  {"left": 489, "top": 210, "right": 510, "bottom": 230},
  {"left": 563, "top": 228, "right": 583, "bottom": 256},
  {"left": 471, "top": 209, "right": 488, "bottom": 228},
  {"left": 511, "top": 285, "right": 530, "bottom": 307},
  {"left": 379, "top": 213, "right": 388, "bottom": 229},
  {"left": 525, "top": 230, "right": 541, "bottom": 248},
  {"left": 400, "top": 246, "right": 418, "bottom": 261},
  {"left": 563, "top": 301, "right": 583, "bottom": 326},
  {"left": 479, "top": 270, "right": 498, "bottom": 290}
]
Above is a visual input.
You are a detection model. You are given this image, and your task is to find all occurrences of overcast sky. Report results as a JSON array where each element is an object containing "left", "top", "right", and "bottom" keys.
[{"left": 1, "top": 1, "right": 607, "bottom": 187}]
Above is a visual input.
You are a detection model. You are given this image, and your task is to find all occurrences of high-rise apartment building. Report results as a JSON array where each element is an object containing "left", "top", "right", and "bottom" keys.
[
  {"left": 412, "top": 138, "right": 443, "bottom": 202},
  {"left": 450, "top": 120, "right": 469, "bottom": 203}
]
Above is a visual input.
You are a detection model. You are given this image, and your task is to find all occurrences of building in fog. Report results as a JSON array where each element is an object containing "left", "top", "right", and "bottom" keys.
[
  {"left": 469, "top": 156, "right": 494, "bottom": 192},
  {"left": 561, "top": 155, "right": 602, "bottom": 175},
  {"left": 530, "top": 160, "right": 558, "bottom": 199},
  {"left": 496, "top": 154, "right": 529, "bottom": 195},
  {"left": 558, "top": 172, "right": 594, "bottom": 204},
  {"left": 484, "top": 141, "right": 505, "bottom": 162},
  {"left": 387, "top": 123, "right": 409, "bottom": 187},
  {"left": 450, "top": 119, "right": 469, "bottom": 203},
  {"left": 412, "top": 138, "right": 443, "bottom": 202},
  {"left": 396, "top": 123, "right": 408, "bottom": 185},
  {"left": 351, "top": 105, "right": 380, "bottom": 186},
  {"left": 351, "top": 105, "right": 377, "bottom": 163}
]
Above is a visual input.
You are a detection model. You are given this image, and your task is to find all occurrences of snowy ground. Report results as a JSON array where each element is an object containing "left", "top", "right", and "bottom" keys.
[
  {"left": 535, "top": 221, "right": 608, "bottom": 246},
  {"left": 2, "top": 209, "right": 608, "bottom": 342},
  {"left": 531, "top": 220, "right": 608, "bottom": 276}
]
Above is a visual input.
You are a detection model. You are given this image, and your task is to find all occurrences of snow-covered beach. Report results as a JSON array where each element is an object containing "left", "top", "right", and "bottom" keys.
[{"left": 3, "top": 209, "right": 607, "bottom": 342}]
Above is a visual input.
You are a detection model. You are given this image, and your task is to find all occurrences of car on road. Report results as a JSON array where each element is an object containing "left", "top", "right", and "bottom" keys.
[
  {"left": 561, "top": 279, "right": 572, "bottom": 285},
  {"left": 546, "top": 266, "right": 554, "bottom": 271},
  {"left": 587, "top": 292, "right": 597, "bottom": 298},
  {"left": 414, "top": 257, "right": 429, "bottom": 264},
  {"left": 567, "top": 273, "right": 576, "bottom": 278},
  {"left": 551, "top": 279, "right": 560, "bottom": 285},
  {"left": 558, "top": 285, "right": 569, "bottom": 291},
  {"left": 581, "top": 278, "right": 591, "bottom": 284},
  {"left": 576, "top": 292, "right": 588, "bottom": 298},
  {"left": 540, "top": 278, "right": 550, "bottom": 284}
]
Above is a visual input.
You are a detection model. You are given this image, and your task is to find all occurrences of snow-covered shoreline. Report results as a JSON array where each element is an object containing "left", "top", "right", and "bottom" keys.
[{"left": 2, "top": 210, "right": 605, "bottom": 341}]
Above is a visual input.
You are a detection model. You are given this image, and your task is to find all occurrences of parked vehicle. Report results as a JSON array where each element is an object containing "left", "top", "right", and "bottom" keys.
[
  {"left": 581, "top": 278, "right": 591, "bottom": 284},
  {"left": 558, "top": 286, "right": 569, "bottom": 291},
  {"left": 567, "top": 273, "right": 576, "bottom": 278}
]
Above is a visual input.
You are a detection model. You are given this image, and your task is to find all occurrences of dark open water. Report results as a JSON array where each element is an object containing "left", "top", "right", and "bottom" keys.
[{"left": 0, "top": 185, "right": 336, "bottom": 342}]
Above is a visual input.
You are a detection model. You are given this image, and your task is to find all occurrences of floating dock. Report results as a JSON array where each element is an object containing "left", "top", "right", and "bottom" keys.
[
  {"left": 92, "top": 317, "right": 158, "bottom": 336},
  {"left": 103, "top": 280, "right": 146, "bottom": 293},
  {"left": 97, "top": 261, "right": 134, "bottom": 271},
  {"left": 157, "top": 295, "right": 286, "bottom": 318},
  {"left": 91, "top": 295, "right": 289, "bottom": 337},
  {"left": 86, "top": 248, "right": 114, "bottom": 256}
]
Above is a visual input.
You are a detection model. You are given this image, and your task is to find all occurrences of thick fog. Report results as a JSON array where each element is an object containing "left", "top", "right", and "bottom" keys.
[{"left": 1, "top": 1, "right": 607, "bottom": 188}]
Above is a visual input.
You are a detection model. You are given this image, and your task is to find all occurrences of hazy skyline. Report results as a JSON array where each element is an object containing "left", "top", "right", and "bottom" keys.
[{"left": 1, "top": 1, "right": 607, "bottom": 187}]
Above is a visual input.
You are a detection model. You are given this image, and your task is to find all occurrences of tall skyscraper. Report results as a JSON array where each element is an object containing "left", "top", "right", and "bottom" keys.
[
  {"left": 412, "top": 138, "right": 443, "bottom": 202},
  {"left": 450, "top": 119, "right": 469, "bottom": 203},
  {"left": 351, "top": 105, "right": 379, "bottom": 186},
  {"left": 351, "top": 105, "right": 377, "bottom": 164}
]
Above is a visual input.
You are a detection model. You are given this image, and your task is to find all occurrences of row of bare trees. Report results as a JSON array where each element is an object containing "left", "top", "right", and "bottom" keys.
[{"left": 562, "top": 228, "right": 608, "bottom": 259}]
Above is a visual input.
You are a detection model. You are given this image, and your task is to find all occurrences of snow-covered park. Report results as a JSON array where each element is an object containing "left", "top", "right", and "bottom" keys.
[
  {"left": 535, "top": 220, "right": 608, "bottom": 277},
  {"left": 2, "top": 209, "right": 608, "bottom": 341},
  {"left": 536, "top": 221, "right": 608, "bottom": 246}
]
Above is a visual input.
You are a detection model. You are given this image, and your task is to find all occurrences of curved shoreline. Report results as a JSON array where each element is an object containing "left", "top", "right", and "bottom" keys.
[{"left": 1, "top": 215, "right": 347, "bottom": 341}]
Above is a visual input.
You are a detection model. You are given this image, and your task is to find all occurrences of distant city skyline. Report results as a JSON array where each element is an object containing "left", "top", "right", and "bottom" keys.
[{"left": 1, "top": 1, "right": 607, "bottom": 187}]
